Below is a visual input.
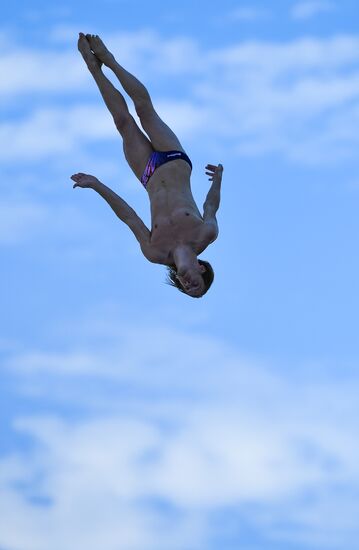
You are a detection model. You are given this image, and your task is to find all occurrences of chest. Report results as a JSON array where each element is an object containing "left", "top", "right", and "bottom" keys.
[{"left": 148, "top": 211, "right": 208, "bottom": 264}]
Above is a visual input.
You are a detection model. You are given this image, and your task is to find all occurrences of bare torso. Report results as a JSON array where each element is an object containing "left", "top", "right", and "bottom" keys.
[{"left": 145, "top": 159, "right": 214, "bottom": 265}]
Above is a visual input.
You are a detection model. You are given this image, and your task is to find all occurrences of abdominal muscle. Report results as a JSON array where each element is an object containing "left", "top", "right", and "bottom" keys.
[{"left": 145, "top": 160, "right": 206, "bottom": 263}]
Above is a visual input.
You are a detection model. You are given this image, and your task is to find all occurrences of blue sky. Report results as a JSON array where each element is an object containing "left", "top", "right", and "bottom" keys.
[{"left": 1, "top": 0, "right": 359, "bottom": 548}]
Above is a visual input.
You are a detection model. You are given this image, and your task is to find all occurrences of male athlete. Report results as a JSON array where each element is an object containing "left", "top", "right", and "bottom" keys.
[{"left": 71, "top": 33, "right": 223, "bottom": 298}]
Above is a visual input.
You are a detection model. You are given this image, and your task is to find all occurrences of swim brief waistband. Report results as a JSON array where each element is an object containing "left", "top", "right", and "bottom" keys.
[{"left": 141, "top": 150, "right": 192, "bottom": 187}]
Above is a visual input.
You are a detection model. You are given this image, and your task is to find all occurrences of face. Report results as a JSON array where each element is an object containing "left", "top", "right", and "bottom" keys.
[{"left": 176, "top": 266, "right": 206, "bottom": 297}]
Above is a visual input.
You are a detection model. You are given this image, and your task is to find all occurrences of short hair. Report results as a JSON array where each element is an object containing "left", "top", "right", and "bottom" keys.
[{"left": 164, "top": 259, "right": 214, "bottom": 298}]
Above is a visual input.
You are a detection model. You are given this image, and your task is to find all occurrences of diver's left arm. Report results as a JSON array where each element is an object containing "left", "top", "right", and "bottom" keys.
[{"left": 202, "top": 164, "right": 223, "bottom": 240}]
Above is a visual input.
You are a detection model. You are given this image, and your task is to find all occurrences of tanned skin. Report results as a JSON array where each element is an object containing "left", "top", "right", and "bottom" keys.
[{"left": 71, "top": 33, "right": 223, "bottom": 297}]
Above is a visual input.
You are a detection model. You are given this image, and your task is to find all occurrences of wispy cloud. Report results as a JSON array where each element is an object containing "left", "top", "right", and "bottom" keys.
[
  {"left": 0, "top": 197, "right": 121, "bottom": 252},
  {"left": 0, "top": 49, "right": 85, "bottom": 95},
  {"left": 0, "top": 105, "right": 115, "bottom": 162},
  {"left": 1, "top": 29, "right": 359, "bottom": 167},
  {"left": 2, "top": 314, "right": 359, "bottom": 548},
  {"left": 291, "top": 1, "right": 336, "bottom": 20}
]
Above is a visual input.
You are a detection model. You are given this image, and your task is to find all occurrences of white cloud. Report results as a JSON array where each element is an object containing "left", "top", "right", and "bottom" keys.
[
  {"left": 2, "top": 316, "right": 359, "bottom": 548},
  {"left": 47, "top": 27, "right": 204, "bottom": 75},
  {"left": 2, "top": 29, "right": 359, "bottom": 165},
  {"left": 153, "top": 99, "right": 210, "bottom": 138},
  {"left": 291, "top": 1, "right": 336, "bottom": 20},
  {"left": 0, "top": 196, "right": 120, "bottom": 251},
  {"left": 0, "top": 50, "right": 86, "bottom": 95},
  {"left": 0, "top": 105, "right": 116, "bottom": 162},
  {"left": 0, "top": 99, "right": 208, "bottom": 165},
  {"left": 200, "top": 36, "right": 359, "bottom": 163},
  {"left": 0, "top": 419, "right": 205, "bottom": 550}
]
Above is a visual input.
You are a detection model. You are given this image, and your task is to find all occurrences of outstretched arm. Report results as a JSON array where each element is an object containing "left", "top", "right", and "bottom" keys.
[
  {"left": 202, "top": 164, "right": 223, "bottom": 243},
  {"left": 70, "top": 173, "right": 151, "bottom": 247}
]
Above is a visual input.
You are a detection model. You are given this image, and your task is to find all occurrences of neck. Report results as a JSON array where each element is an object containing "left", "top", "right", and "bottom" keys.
[{"left": 173, "top": 244, "right": 197, "bottom": 274}]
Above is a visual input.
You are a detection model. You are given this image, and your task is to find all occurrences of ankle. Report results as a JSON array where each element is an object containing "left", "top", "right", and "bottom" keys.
[{"left": 104, "top": 55, "right": 116, "bottom": 69}]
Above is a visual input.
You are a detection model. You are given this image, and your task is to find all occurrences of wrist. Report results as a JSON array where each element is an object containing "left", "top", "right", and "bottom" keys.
[
  {"left": 212, "top": 178, "right": 221, "bottom": 189},
  {"left": 92, "top": 180, "right": 103, "bottom": 191}
]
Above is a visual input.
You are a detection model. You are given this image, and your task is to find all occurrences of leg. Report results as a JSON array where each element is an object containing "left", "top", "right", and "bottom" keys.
[
  {"left": 78, "top": 34, "right": 153, "bottom": 182},
  {"left": 87, "top": 35, "right": 185, "bottom": 152}
]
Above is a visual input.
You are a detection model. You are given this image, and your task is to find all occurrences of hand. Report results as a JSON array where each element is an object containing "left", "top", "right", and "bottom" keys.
[
  {"left": 205, "top": 163, "right": 223, "bottom": 183},
  {"left": 70, "top": 173, "right": 101, "bottom": 189}
]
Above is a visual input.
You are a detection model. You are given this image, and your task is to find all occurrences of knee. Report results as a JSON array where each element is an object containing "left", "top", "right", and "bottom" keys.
[
  {"left": 114, "top": 112, "right": 133, "bottom": 132},
  {"left": 134, "top": 97, "right": 152, "bottom": 118}
]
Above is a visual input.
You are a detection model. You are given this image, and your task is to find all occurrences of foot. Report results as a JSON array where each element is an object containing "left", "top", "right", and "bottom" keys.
[
  {"left": 78, "top": 32, "right": 103, "bottom": 72},
  {"left": 86, "top": 34, "right": 116, "bottom": 67}
]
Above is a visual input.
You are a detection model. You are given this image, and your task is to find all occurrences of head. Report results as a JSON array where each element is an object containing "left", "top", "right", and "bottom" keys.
[{"left": 165, "top": 259, "right": 214, "bottom": 298}]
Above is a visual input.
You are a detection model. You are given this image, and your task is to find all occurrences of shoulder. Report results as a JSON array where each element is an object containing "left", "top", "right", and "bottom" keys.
[
  {"left": 193, "top": 221, "right": 219, "bottom": 255},
  {"left": 140, "top": 242, "right": 168, "bottom": 265}
]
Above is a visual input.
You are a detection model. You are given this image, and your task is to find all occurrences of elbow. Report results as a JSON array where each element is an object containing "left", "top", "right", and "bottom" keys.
[{"left": 203, "top": 203, "right": 219, "bottom": 217}]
